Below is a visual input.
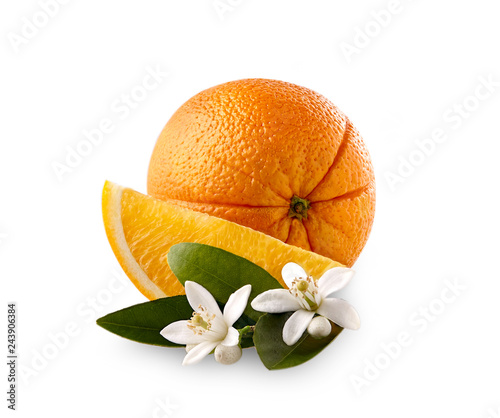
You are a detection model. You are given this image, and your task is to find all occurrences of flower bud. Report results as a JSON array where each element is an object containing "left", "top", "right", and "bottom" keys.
[
  {"left": 307, "top": 316, "right": 331, "bottom": 339},
  {"left": 214, "top": 344, "right": 242, "bottom": 365}
]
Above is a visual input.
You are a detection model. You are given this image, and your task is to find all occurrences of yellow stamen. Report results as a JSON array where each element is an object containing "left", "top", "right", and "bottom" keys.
[
  {"left": 187, "top": 306, "right": 214, "bottom": 335},
  {"left": 289, "top": 276, "right": 320, "bottom": 311}
]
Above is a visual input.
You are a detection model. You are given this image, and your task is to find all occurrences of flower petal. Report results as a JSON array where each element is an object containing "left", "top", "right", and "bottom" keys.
[
  {"left": 221, "top": 326, "right": 239, "bottom": 346},
  {"left": 317, "top": 267, "right": 355, "bottom": 298},
  {"left": 281, "top": 262, "right": 307, "bottom": 288},
  {"left": 185, "top": 281, "right": 222, "bottom": 317},
  {"left": 182, "top": 340, "right": 219, "bottom": 366},
  {"left": 251, "top": 289, "right": 302, "bottom": 313},
  {"left": 160, "top": 320, "right": 204, "bottom": 345},
  {"left": 223, "top": 284, "right": 252, "bottom": 326},
  {"left": 317, "top": 298, "right": 360, "bottom": 330},
  {"left": 203, "top": 316, "right": 228, "bottom": 342},
  {"left": 282, "top": 309, "right": 315, "bottom": 346}
]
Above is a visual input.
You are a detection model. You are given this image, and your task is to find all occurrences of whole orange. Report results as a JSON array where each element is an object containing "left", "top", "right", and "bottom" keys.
[{"left": 147, "top": 79, "right": 375, "bottom": 267}]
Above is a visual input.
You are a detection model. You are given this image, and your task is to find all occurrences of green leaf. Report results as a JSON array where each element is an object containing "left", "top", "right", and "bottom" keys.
[
  {"left": 96, "top": 296, "right": 193, "bottom": 347},
  {"left": 167, "top": 243, "right": 283, "bottom": 323},
  {"left": 253, "top": 313, "right": 343, "bottom": 370}
]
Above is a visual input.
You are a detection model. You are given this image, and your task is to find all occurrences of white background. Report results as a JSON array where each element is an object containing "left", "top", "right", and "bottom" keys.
[{"left": 1, "top": 1, "right": 500, "bottom": 417}]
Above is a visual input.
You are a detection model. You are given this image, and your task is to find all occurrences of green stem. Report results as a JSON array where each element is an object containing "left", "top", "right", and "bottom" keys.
[
  {"left": 238, "top": 325, "right": 255, "bottom": 345},
  {"left": 288, "top": 195, "right": 311, "bottom": 221}
]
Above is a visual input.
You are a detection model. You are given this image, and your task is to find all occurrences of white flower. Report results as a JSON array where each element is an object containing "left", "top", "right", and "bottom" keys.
[
  {"left": 251, "top": 262, "right": 360, "bottom": 346},
  {"left": 161, "top": 281, "right": 251, "bottom": 365}
]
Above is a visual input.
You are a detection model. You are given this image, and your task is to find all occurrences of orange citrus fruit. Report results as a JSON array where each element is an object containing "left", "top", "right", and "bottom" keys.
[
  {"left": 148, "top": 78, "right": 375, "bottom": 267},
  {"left": 102, "top": 181, "right": 342, "bottom": 299}
]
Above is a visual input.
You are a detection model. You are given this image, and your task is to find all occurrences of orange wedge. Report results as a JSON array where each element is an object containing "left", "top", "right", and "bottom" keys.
[{"left": 102, "top": 181, "right": 343, "bottom": 299}]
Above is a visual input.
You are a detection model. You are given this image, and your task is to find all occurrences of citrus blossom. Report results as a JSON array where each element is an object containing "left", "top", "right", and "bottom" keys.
[
  {"left": 251, "top": 262, "right": 360, "bottom": 346},
  {"left": 161, "top": 281, "right": 251, "bottom": 365}
]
